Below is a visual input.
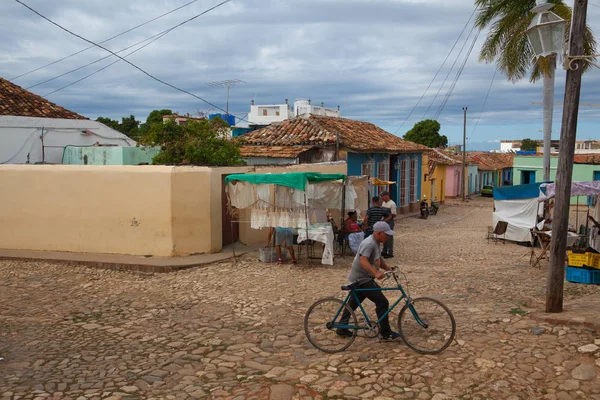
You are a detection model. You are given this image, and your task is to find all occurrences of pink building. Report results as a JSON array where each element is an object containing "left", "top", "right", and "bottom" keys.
[{"left": 430, "top": 149, "right": 465, "bottom": 198}]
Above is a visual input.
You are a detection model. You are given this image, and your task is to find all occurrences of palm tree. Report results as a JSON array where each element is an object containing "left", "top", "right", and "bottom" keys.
[{"left": 475, "top": 0, "right": 597, "bottom": 182}]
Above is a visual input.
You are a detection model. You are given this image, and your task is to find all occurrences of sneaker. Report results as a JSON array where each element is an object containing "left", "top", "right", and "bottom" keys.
[
  {"left": 336, "top": 329, "right": 353, "bottom": 338},
  {"left": 381, "top": 331, "right": 400, "bottom": 340}
]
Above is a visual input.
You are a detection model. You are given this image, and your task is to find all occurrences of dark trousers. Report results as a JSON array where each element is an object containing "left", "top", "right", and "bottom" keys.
[
  {"left": 340, "top": 280, "right": 391, "bottom": 334},
  {"left": 382, "top": 222, "right": 395, "bottom": 256}
]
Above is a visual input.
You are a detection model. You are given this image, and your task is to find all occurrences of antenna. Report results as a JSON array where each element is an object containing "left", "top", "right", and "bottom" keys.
[{"left": 206, "top": 79, "right": 246, "bottom": 116}]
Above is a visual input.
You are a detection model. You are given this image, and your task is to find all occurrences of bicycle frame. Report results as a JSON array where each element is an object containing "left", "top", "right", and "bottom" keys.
[{"left": 332, "top": 279, "right": 429, "bottom": 331}]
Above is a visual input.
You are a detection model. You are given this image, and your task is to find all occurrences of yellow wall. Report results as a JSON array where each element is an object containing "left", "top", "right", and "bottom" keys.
[
  {"left": 421, "top": 154, "right": 446, "bottom": 203},
  {"left": 430, "top": 164, "right": 447, "bottom": 202},
  {"left": 0, "top": 165, "right": 175, "bottom": 256},
  {"left": 0, "top": 162, "right": 347, "bottom": 257}
]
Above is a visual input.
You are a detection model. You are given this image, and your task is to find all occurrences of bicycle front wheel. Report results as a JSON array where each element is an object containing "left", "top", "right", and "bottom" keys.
[
  {"left": 304, "top": 297, "right": 357, "bottom": 353},
  {"left": 398, "top": 297, "right": 456, "bottom": 354}
]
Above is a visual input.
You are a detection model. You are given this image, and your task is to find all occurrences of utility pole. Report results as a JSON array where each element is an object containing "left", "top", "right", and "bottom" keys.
[
  {"left": 547, "top": 0, "right": 588, "bottom": 313},
  {"left": 462, "top": 107, "right": 467, "bottom": 201}
]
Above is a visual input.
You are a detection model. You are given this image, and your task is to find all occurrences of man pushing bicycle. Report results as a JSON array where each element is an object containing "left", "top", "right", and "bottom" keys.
[{"left": 337, "top": 221, "right": 400, "bottom": 340}]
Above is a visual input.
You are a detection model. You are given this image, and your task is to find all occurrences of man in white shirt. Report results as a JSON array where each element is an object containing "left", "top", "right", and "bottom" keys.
[{"left": 380, "top": 191, "right": 397, "bottom": 258}]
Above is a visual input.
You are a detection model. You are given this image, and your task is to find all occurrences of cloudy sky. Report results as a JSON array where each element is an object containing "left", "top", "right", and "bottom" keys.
[{"left": 1, "top": 0, "right": 599, "bottom": 150}]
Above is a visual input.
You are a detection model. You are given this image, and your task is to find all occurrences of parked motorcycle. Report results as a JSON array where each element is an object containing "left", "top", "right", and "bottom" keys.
[
  {"left": 420, "top": 198, "right": 429, "bottom": 219},
  {"left": 430, "top": 197, "right": 439, "bottom": 215}
]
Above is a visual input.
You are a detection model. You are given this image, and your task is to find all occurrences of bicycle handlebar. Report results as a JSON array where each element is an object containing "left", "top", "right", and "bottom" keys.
[{"left": 381, "top": 266, "right": 400, "bottom": 282}]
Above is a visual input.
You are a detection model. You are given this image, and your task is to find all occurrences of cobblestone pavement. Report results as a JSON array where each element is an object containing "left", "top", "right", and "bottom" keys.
[{"left": 2, "top": 198, "right": 600, "bottom": 400}]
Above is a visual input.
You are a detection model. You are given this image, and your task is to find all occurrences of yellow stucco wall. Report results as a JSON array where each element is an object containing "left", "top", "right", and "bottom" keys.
[
  {"left": 421, "top": 154, "right": 447, "bottom": 203},
  {"left": 0, "top": 162, "right": 347, "bottom": 257},
  {"left": 0, "top": 165, "right": 175, "bottom": 256}
]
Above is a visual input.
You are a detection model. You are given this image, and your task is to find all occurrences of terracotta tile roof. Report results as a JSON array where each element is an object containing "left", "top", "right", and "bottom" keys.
[
  {"left": 240, "top": 145, "right": 314, "bottom": 158},
  {"left": 242, "top": 115, "right": 429, "bottom": 153},
  {"left": 574, "top": 154, "right": 600, "bottom": 164},
  {"left": 0, "top": 78, "right": 86, "bottom": 119},
  {"left": 467, "top": 152, "right": 514, "bottom": 171},
  {"left": 428, "top": 148, "right": 461, "bottom": 165}
]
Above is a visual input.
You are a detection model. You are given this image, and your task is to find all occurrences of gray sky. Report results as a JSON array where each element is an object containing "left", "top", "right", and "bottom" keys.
[{"left": 1, "top": 0, "right": 599, "bottom": 149}]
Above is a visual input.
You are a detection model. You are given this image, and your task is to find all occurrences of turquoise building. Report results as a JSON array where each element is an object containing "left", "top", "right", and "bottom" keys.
[
  {"left": 513, "top": 155, "right": 600, "bottom": 204},
  {"left": 62, "top": 146, "right": 161, "bottom": 165}
]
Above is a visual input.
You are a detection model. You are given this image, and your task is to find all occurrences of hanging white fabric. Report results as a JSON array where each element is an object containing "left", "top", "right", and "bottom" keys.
[
  {"left": 297, "top": 224, "right": 335, "bottom": 265},
  {"left": 227, "top": 182, "right": 256, "bottom": 209}
]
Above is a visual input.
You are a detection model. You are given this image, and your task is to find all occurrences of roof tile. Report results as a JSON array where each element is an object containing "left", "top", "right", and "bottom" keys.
[
  {"left": 242, "top": 115, "right": 429, "bottom": 153},
  {"left": 0, "top": 78, "right": 86, "bottom": 119},
  {"left": 240, "top": 145, "right": 314, "bottom": 158}
]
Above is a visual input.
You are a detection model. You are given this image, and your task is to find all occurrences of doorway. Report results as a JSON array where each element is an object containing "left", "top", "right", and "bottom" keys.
[{"left": 222, "top": 175, "right": 239, "bottom": 246}]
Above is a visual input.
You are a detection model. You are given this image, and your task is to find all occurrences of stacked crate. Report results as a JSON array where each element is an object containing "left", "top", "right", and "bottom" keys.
[{"left": 566, "top": 251, "right": 600, "bottom": 284}]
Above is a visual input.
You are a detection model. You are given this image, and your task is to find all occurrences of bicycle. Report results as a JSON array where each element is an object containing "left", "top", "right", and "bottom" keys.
[{"left": 304, "top": 267, "right": 456, "bottom": 354}]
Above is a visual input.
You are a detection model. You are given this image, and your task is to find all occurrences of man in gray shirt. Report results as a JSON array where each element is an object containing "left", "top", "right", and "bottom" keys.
[{"left": 338, "top": 221, "right": 400, "bottom": 340}]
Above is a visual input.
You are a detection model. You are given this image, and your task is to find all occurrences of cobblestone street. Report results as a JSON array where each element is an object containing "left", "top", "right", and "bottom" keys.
[{"left": 2, "top": 197, "right": 600, "bottom": 400}]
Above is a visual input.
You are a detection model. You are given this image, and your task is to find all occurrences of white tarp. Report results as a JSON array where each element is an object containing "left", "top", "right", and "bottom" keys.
[
  {"left": 493, "top": 198, "right": 541, "bottom": 242},
  {"left": 0, "top": 116, "right": 135, "bottom": 164}
]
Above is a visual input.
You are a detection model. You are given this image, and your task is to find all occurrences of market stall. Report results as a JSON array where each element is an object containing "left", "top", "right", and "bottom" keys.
[
  {"left": 539, "top": 181, "right": 600, "bottom": 251},
  {"left": 225, "top": 172, "right": 360, "bottom": 265}
]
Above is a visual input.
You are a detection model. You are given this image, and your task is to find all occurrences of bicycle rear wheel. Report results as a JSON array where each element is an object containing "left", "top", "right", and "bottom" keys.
[
  {"left": 304, "top": 297, "right": 357, "bottom": 353},
  {"left": 398, "top": 297, "right": 456, "bottom": 354}
]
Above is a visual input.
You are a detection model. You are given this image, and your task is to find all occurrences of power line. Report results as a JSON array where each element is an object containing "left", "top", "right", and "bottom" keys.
[
  {"left": 38, "top": 0, "right": 226, "bottom": 95},
  {"left": 433, "top": 29, "right": 480, "bottom": 120},
  {"left": 28, "top": 31, "right": 167, "bottom": 90},
  {"left": 44, "top": 30, "right": 172, "bottom": 96},
  {"left": 469, "top": 67, "right": 497, "bottom": 141},
  {"left": 10, "top": 0, "right": 202, "bottom": 80},
  {"left": 394, "top": 7, "right": 478, "bottom": 135},
  {"left": 424, "top": 22, "right": 478, "bottom": 120},
  {"left": 15, "top": 0, "right": 245, "bottom": 123}
]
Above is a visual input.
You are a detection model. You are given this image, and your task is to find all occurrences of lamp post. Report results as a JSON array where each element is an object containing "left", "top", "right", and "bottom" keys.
[
  {"left": 525, "top": 0, "right": 566, "bottom": 184},
  {"left": 544, "top": 0, "right": 599, "bottom": 312}
]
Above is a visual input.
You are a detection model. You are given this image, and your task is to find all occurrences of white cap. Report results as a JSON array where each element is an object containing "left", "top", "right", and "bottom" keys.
[{"left": 373, "top": 221, "right": 395, "bottom": 236}]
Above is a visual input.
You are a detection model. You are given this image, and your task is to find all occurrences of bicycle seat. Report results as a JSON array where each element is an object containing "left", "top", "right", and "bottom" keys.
[{"left": 341, "top": 281, "right": 361, "bottom": 291}]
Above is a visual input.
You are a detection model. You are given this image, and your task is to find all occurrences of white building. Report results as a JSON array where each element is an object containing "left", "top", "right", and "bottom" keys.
[
  {"left": 247, "top": 98, "right": 340, "bottom": 126},
  {"left": 0, "top": 78, "right": 134, "bottom": 164}
]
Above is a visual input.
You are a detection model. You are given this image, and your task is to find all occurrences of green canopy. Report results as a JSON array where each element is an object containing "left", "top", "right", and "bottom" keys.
[{"left": 224, "top": 172, "right": 346, "bottom": 191}]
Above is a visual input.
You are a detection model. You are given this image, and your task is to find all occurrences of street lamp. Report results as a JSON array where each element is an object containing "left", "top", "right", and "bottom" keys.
[
  {"left": 525, "top": 0, "right": 567, "bottom": 187},
  {"left": 526, "top": 0, "right": 566, "bottom": 58}
]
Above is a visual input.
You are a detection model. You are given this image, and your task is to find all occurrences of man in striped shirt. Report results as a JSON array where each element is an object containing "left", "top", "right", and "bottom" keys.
[{"left": 363, "top": 196, "right": 392, "bottom": 237}]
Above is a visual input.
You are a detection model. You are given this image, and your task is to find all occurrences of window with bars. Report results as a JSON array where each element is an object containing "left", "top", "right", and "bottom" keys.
[
  {"left": 410, "top": 159, "right": 418, "bottom": 202},
  {"left": 362, "top": 162, "right": 376, "bottom": 196},
  {"left": 400, "top": 160, "right": 408, "bottom": 207},
  {"left": 377, "top": 160, "right": 390, "bottom": 193}
]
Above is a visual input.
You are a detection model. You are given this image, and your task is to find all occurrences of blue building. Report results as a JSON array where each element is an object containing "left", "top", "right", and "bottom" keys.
[{"left": 240, "top": 115, "right": 429, "bottom": 214}]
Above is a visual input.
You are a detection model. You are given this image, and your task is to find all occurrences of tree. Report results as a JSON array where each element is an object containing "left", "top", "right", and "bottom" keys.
[
  {"left": 137, "top": 118, "right": 245, "bottom": 166},
  {"left": 145, "top": 109, "right": 173, "bottom": 125},
  {"left": 96, "top": 117, "right": 121, "bottom": 132},
  {"left": 138, "top": 109, "right": 173, "bottom": 136},
  {"left": 120, "top": 115, "right": 140, "bottom": 139},
  {"left": 403, "top": 120, "right": 448, "bottom": 148},
  {"left": 96, "top": 115, "right": 141, "bottom": 140},
  {"left": 520, "top": 138, "right": 538, "bottom": 151},
  {"left": 475, "top": 0, "right": 596, "bottom": 181}
]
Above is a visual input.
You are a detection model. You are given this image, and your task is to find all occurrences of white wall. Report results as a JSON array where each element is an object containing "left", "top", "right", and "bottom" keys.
[
  {"left": 248, "top": 104, "right": 293, "bottom": 125},
  {"left": 0, "top": 116, "right": 134, "bottom": 164}
]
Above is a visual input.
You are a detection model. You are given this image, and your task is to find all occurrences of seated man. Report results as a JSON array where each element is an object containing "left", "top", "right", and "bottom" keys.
[{"left": 337, "top": 221, "right": 400, "bottom": 340}]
